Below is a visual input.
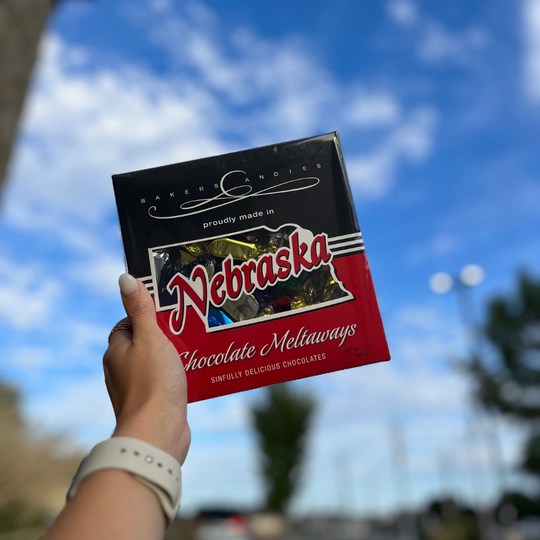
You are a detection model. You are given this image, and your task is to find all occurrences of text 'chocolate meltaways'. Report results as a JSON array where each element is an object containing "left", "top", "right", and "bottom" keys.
[{"left": 113, "top": 132, "right": 390, "bottom": 402}]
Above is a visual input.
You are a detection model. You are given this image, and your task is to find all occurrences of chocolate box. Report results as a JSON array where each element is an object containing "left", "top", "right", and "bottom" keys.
[{"left": 113, "top": 132, "right": 390, "bottom": 402}]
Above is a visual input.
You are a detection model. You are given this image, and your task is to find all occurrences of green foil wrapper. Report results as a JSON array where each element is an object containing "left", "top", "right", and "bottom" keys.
[{"left": 275, "top": 271, "right": 311, "bottom": 293}]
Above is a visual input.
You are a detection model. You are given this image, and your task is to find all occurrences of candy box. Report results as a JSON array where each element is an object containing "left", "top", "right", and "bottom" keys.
[{"left": 113, "top": 132, "right": 390, "bottom": 402}]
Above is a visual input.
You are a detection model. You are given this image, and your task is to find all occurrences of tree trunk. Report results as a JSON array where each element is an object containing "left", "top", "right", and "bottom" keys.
[{"left": 0, "top": 0, "right": 54, "bottom": 194}]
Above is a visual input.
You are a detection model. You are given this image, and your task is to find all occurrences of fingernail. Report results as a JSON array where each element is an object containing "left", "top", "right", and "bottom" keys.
[{"left": 119, "top": 273, "right": 140, "bottom": 298}]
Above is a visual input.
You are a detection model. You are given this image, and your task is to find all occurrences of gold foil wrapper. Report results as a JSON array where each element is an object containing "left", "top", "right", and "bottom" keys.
[
  {"left": 256, "top": 241, "right": 279, "bottom": 256},
  {"left": 179, "top": 248, "right": 197, "bottom": 265},
  {"left": 302, "top": 271, "right": 327, "bottom": 302},
  {"left": 257, "top": 306, "right": 275, "bottom": 318},
  {"left": 209, "top": 239, "right": 260, "bottom": 261},
  {"left": 291, "top": 292, "right": 314, "bottom": 310},
  {"left": 302, "top": 278, "right": 318, "bottom": 302},
  {"left": 185, "top": 242, "right": 209, "bottom": 258},
  {"left": 322, "top": 277, "right": 344, "bottom": 302}
]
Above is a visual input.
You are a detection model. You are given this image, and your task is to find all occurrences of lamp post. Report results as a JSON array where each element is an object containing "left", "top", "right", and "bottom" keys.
[
  {"left": 429, "top": 265, "right": 499, "bottom": 540},
  {"left": 429, "top": 264, "right": 485, "bottom": 356}
]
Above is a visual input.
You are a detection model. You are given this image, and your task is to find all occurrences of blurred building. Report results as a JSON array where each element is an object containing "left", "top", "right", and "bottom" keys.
[{"left": 0, "top": 0, "right": 54, "bottom": 193}]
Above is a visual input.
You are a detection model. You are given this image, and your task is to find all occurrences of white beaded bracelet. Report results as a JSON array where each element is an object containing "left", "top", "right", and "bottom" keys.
[{"left": 67, "top": 437, "right": 182, "bottom": 526}]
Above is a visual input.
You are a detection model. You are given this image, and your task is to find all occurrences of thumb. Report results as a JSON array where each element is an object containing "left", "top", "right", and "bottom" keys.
[{"left": 118, "top": 273, "right": 157, "bottom": 336}]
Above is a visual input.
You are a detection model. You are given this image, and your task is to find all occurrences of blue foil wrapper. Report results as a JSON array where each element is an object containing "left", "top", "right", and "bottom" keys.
[{"left": 208, "top": 308, "right": 234, "bottom": 327}]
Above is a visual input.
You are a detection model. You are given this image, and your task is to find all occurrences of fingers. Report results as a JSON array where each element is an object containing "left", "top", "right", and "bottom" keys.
[{"left": 118, "top": 273, "right": 157, "bottom": 338}]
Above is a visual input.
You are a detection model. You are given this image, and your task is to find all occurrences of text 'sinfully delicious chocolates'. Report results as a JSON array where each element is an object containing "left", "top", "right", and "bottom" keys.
[{"left": 113, "top": 132, "right": 390, "bottom": 402}]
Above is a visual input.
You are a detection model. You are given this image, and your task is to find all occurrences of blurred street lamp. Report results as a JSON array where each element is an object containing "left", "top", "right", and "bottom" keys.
[
  {"left": 429, "top": 264, "right": 485, "bottom": 353},
  {"left": 429, "top": 264, "right": 506, "bottom": 540}
]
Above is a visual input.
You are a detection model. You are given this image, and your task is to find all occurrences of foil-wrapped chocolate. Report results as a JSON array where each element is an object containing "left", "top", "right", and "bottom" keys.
[
  {"left": 179, "top": 248, "right": 197, "bottom": 265},
  {"left": 160, "top": 227, "right": 346, "bottom": 326},
  {"left": 291, "top": 292, "right": 314, "bottom": 310},
  {"left": 209, "top": 238, "right": 260, "bottom": 261},
  {"left": 282, "top": 271, "right": 310, "bottom": 292},
  {"left": 257, "top": 306, "right": 276, "bottom": 318},
  {"left": 184, "top": 243, "right": 209, "bottom": 259},
  {"left": 208, "top": 308, "right": 233, "bottom": 327},
  {"left": 322, "top": 276, "right": 345, "bottom": 302},
  {"left": 223, "top": 294, "right": 259, "bottom": 321},
  {"left": 154, "top": 248, "right": 184, "bottom": 307},
  {"left": 253, "top": 288, "right": 279, "bottom": 308},
  {"left": 270, "top": 296, "right": 292, "bottom": 313}
]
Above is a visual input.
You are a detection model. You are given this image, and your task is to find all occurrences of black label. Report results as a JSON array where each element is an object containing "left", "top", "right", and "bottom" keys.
[{"left": 113, "top": 132, "right": 360, "bottom": 278}]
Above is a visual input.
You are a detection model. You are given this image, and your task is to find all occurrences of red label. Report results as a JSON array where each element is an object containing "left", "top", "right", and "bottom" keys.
[{"left": 157, "top": 252, "right": 390, "bottom": 403}]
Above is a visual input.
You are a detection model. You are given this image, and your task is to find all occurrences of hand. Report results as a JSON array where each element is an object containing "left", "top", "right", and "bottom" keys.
[{"left": 103, "top": 274, "right": 190, "bottom": 465}]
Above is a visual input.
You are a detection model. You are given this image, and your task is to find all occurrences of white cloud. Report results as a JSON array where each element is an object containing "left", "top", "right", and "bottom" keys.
[
  {"left": 0, "top": 256, "right": 61, "bottom": 329},
  {"left": 407, "top": 232, "right": 459, "bottom": 265},
  {"left": 2, "top": 3, "right": 441, "bottom": 261},
  {"left": 346, "top": 106, "right": 437, "bottom": 197},
  {"left": 387, "top": 1, "right": 489, "bottom": 65},
  {"left": 387, "top": 0, "right": 418, "bottom": 27},
  {"left": 346, "top": 151, "right": 395, "bottom": 198},
  {"left": 13, "top": 346, "right": 56, "bottom": 368},
  {"left": 347, "top": 92, "right": 401, "bottom": 127},
  {"left": 418, "top": 24, "right": 489, "bottom": 64},
  {"left": 69, "top": 252, "right": 126, "bottom": 297},
  {"left": 311, "top": 301, "right": 468, "bottom": 425},
  {"left": 394, "top": 305, "right": 448, "bottom": 331},
  {"left": 0, "top": 1, "right": 448, "bottom": 514},
  {"left": 25, "top": 375, "right": 115, "bottom": 447},
  {"left": 524, "top": 0, "right": 540, "bottom": 101},
  {"left": 148, "top": 16, "right": 339, "bottom": 140},
  {"left": 139, "top": 3, "right": 437, "bottom": 196},
  {"left": 7, "top": 34, "right": 225, "bottom": 233},
  {"left": 148, "top": 0, "right": 173, "bottom": 13},
  {"left": 4, "top": 319, "right": 111, "bottom": 372},
  {"left": 188, "top": 393, "right": 251, "bottom": 432}
]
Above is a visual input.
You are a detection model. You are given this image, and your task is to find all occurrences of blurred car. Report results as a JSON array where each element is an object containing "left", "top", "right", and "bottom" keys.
[
  {"left": 513, "top": 517, "right": 540, "bottom": 540},
  {"left": 195, "top": 509, "right": 251, "bottom": 540}
]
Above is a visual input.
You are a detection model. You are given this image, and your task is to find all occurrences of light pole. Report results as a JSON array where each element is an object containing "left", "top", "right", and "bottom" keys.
[
  {"left": 429, "top": 264, "right": 485, "bottom": 357},
  {"left": 389, "top": 423, "right": 419, "bottom": 540},
  {"left": 429, "top": 264, "right": 492, "bottom": 540}
]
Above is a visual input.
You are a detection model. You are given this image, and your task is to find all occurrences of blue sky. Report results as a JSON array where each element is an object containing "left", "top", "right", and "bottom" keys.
[{"left": 1, "top": 0, "right": 539, "bottom": 517}]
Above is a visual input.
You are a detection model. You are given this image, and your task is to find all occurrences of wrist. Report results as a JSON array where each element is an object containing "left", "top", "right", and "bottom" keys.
[
  {"left": 66, "top": 437, "right": 182, "bottom": 528},
  {"left": 113, "top": 401, "right": 185, "bottom": 463}
]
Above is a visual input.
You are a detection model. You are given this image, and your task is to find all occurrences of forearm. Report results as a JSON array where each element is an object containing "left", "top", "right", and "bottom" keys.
[
  {"left": 42, "top": 469, "right": 166, "bottom": 540},
  {"left": 43, "top": 276, "right": 190, "bottom": 540}
]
